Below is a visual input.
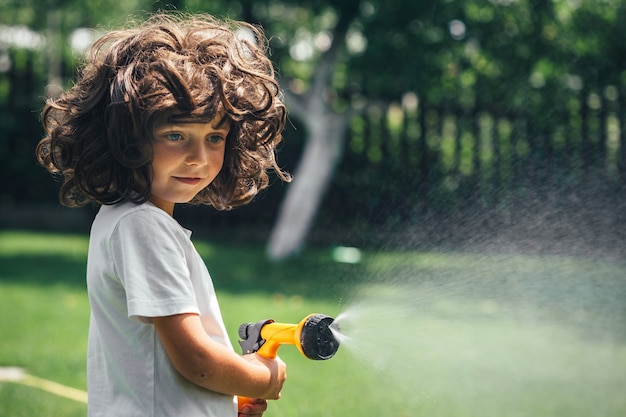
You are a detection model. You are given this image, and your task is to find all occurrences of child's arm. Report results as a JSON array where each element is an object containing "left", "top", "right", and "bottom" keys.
[{"left": 153, "top": 313, "right": 286, "bottom": 399}]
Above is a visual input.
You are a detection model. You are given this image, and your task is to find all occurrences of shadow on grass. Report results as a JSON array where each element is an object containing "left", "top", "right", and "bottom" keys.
[
  {"left": 193, "top": 242, "right": 366, "bottom": 300},
  {"left": 0, "top": 243, "right": 367, "bottom": 302},
  {"left": 0, "top": 255, "right": 88, "bottom": 289}
]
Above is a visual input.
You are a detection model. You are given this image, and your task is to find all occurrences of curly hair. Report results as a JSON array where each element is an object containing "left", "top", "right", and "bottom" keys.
[{"left": 37, "top": 13, "right": 290, "bottom": 210}]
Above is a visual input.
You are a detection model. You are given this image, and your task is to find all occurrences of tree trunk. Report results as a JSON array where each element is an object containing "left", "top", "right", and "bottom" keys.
[
  {"left": 265, "top": 6, "right": 355, "bottom": 260},
  {"left": 267, "top": 110, "right": 348, "bottom": 260}
]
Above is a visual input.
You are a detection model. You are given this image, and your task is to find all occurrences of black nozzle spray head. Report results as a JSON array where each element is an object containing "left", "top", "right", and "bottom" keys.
[{"left": 299, "top": 313, "right": 340, "bottom": 360}]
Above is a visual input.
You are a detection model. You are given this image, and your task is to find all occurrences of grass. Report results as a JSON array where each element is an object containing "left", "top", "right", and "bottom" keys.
[{"left": 1, "top": 230, "right": 625, "bottom": 416}]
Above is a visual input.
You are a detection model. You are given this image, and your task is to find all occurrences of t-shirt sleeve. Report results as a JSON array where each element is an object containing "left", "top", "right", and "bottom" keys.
[{"left": 109, "top": 209, "right": 200, "bottom": 322}]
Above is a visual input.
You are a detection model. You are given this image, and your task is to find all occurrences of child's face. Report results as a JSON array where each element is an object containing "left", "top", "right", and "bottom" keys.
[{"left": 150, "top": 114, "right": 229, "bottom": 215}]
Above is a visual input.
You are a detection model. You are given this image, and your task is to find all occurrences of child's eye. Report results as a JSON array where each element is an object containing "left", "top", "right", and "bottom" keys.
[
  {"left": 207, "top": 134, "right": 224, "bottom": 143},
  {"left": 165, "top": 133, "right": 183, "bottom": 142}
]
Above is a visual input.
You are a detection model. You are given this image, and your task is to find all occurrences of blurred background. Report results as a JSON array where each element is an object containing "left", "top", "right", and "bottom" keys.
[
  {"left": 1, "top": 1, "right": 626, "bottom": 416},
  {"left": 1, "top": 0, "right": 625, "bottom": 259}
]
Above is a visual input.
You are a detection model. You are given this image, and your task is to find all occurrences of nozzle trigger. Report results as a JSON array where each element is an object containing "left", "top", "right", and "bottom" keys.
[{"left": 238, "top": 319, "right": 274, "bottom": 355}]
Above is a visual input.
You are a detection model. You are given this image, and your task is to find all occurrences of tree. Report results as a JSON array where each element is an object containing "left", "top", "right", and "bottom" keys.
[
  {"left": 243, "top": 1, "right": 365, "bottom": 259},
  {"left": 239, "top": 0, "right": 460, "bottom": 259},
  {"left": 241, "top": 0, "right": 626, "bottom": 258}
]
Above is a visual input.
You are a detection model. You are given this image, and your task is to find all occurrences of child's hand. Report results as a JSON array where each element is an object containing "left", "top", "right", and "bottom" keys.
[
  {"left": 242, "top": 353, "right": 287, "bottom": 400},
  {"left": 238, "top": 397, "right": 268, "bottom": 417}
]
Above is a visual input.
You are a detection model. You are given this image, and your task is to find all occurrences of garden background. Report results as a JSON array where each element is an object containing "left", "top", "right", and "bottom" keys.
[{"left": 1, "top": 1, "right": 625, "bottom": 416}]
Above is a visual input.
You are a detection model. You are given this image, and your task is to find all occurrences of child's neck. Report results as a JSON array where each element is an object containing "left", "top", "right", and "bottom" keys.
[{"left": 149, "top": 196, "right": 175, "bottom": 216}]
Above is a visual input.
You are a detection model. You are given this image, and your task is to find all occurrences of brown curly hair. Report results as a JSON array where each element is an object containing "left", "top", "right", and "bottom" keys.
[{"left": 37, "top": 13, "right": 290, "bottom": 210}]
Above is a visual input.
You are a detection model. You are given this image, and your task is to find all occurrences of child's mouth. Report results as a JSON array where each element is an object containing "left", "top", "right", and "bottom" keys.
[{"left": 174, "top": 177, "right": 202, "bottom": 185}]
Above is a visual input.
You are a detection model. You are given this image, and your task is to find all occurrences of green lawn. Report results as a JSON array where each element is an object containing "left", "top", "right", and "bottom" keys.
[{"left": 1, "top": 230, "right": 625, "bottom": 416}]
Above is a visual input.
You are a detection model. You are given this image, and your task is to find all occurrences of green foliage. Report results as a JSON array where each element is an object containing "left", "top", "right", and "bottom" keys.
[{"left": 2, "top": 0, "right": 626, "bottom": 234}]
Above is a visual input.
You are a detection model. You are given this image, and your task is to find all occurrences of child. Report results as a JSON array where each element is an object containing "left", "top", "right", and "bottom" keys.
[{"left": 36, "top": 13, "right": 290, "bottom": 417}]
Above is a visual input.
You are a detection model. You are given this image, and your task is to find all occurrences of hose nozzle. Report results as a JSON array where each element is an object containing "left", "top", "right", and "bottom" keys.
[{"left": 238, "top": 313, "right": 340, "bottom": 360}]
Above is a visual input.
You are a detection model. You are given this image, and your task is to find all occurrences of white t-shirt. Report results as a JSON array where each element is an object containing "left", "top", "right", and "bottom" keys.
[{"left": 86, "top": 201, "right": 237, "bottom": 417}]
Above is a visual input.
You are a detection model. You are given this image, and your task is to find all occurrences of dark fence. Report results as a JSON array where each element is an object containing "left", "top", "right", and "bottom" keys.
[
  {"left": 0, "top": 48, "right": 54, "bottom": 205},
  {"left": 323, "top": 85, "right": 626, "bottom": 227},
  {"left": 312, "top": 81, "right": 626, "bottom": 258}
]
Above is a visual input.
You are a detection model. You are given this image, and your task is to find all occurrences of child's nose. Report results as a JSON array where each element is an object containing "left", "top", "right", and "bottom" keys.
[{"left": 186, "top": 141, "right": 208, "bottom": 166}]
